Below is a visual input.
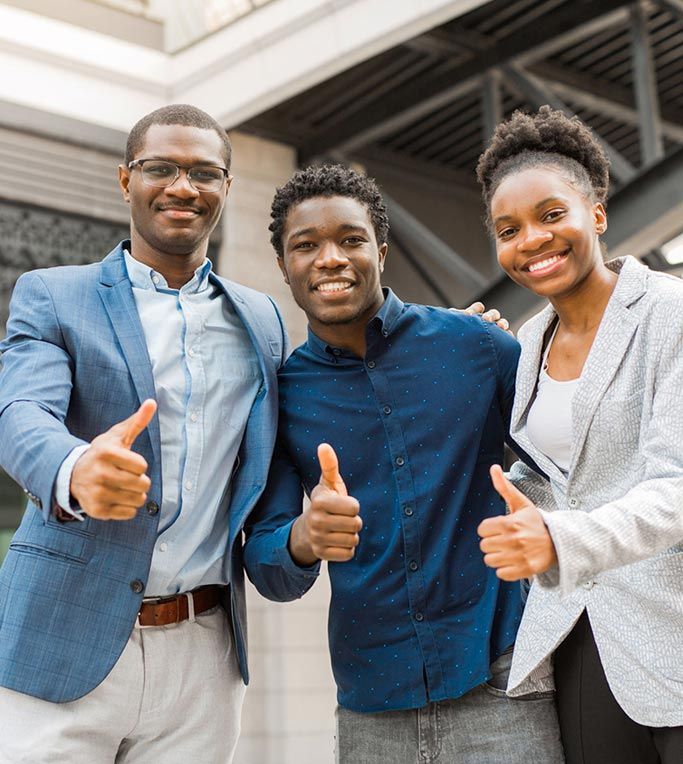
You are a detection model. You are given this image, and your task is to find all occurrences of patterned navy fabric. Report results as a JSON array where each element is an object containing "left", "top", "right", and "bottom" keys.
[{"left": 245, "top": 289, "right": 524, "bottom": 713}]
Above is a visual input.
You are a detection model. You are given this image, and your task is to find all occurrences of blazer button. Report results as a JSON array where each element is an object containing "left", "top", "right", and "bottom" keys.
[
  {"left": 146, "top": 501, "right": 159, "bottom": 516},
  {"left": 130, "top": 580, "right": 144, "bottom": 594}
]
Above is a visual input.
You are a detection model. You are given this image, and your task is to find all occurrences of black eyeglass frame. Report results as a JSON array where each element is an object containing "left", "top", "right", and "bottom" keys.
[{"left": 127, "top": 159, "right": 231, "bottom": 191}]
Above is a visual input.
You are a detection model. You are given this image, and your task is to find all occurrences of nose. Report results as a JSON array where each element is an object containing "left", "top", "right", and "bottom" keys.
[
  {"left": 518, "top": 223, "right": 552, "bottom": 252},
  {"left": 164, "top": 168, "right": 199, "bottom": 198},
  {"left": 314, "top": 241, "right": 349, "bottom": 269}
]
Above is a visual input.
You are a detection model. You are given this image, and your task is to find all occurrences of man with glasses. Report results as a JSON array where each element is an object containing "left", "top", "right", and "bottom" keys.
[{"left": 0, "top": 104, "right": 288, "bottom": 762}]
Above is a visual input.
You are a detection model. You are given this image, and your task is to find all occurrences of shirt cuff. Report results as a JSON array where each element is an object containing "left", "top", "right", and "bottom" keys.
[
  {"left": 55, "top": 445, "right": 90, "bottom": 521},
  {"left": 275, "top": 520, "right": 321, "bottom": 580}
]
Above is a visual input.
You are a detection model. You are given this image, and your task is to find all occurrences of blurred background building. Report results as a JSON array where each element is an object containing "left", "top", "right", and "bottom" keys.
[{"left": 0, "top": 1, "right": 681, "bottom": 761}]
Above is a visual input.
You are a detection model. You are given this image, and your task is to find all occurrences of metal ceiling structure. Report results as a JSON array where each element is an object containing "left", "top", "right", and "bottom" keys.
[{"left": 240, "top": 0, "right": 683, "bottom": 319}]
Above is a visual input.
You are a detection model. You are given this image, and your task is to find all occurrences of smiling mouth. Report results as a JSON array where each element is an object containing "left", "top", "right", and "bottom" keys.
[
  {"left": 157, "top": 206, "right": 201, "bottom": 218},
  {"left": 524, "top": 250, "right": 569, "bottom": 275},
  {"left": 314, "top": 281, "right": 354, "bottom": 294}
]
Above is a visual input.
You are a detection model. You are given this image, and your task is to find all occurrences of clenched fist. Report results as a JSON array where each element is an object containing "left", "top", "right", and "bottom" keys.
[
  {"left": 70, "top": 399, "right": 157, "bottom": 521},
  {"left": 289, "top": 443, "right": 362, "bottom": 566}
]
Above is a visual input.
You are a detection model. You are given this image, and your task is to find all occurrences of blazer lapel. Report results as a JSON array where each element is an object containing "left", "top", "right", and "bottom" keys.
[
  {"left": 97, "top": 245, "right": 161, "bottom": 466},
  {"left": 568, "top": 258, "right": 645, "bottom": 473},
  {"left": 511, "top": 305, "right": 568, "bottom": 484}
]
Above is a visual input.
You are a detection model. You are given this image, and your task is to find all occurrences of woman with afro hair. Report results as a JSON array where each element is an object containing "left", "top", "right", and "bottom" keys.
[{"left": 475, "top": 106, "right": 683, "bottom": 763}]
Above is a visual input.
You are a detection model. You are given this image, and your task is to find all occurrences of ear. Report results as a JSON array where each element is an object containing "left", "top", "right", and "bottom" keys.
[
  {"left": 378, "top": 242, "right": 388, "bottom": 274},
  {"left": 118, "top": 164, "right": 131, "bottom": 203},
  {"left": 593, "top": 202, "right": 607, "bottom": 235},
  {"left": 277, "top": 256, "right": 289, "bottom": 284}
]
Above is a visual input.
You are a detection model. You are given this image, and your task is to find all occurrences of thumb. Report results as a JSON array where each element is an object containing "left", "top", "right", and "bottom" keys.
[
  {"left": 117, "top": 399, "right": 157, "bottom": 449},
  {"left": 490, "top": 464, "right": 531, "bottom": 513},
  {"left": 317, "top": 443, "right": 348, "bottom": 496}
]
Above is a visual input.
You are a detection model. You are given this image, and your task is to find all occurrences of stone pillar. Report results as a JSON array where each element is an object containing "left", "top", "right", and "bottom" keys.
[{"left": 219, "top": 132, "right": 336, "bottom": 764}]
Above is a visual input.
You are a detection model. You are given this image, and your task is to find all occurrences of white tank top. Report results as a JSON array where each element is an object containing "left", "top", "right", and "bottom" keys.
[{"left": 526, "top": 323, "right": 579, "bottom": 473}]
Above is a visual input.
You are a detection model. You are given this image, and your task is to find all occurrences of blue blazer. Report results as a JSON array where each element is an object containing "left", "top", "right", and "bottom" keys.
[{"left": 0, "top": 243, "right": 288, "bottom": 702}]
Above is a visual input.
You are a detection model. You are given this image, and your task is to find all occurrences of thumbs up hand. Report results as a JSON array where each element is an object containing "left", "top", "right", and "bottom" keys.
[
  {"left": 288, "top": 443, "right": 362, "bottom": 566},
  {"left": 477, "top": 465, "right": 557, "bottom": 581},
  {"left": 70, "top": 399, "right": 157, "bottom": 521}
]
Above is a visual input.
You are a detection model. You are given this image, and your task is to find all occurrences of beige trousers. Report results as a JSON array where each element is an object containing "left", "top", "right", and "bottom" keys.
[{"left": 0, "top": 606, "right": 246, "bottom": 764}]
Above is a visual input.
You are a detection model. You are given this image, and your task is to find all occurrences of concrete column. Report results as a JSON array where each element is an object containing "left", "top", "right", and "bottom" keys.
[{"left": 218, "top": 132, "right": 336, "bottom": 764}]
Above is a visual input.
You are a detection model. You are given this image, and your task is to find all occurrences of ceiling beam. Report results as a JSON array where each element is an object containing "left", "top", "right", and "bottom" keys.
[
  {"left": 500, "top": 63, "right": 637, "bottom": 183},
  {"left": 658, "top": 0, "right": 683, "bottom": 21},
  {"left": 630, "top": 1, "right": 665, "bottom": 165},
  {"left": 544, "top": 79, "right": 683, "bottom": 144},
  {"left": 300, "top": 0, "right": 631, "bottom": 161},
  {"left": 383, "top": 192, "right": 489, "bottom": 292}
]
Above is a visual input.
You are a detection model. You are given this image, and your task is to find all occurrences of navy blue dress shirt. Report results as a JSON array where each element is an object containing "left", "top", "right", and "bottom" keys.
[{"left": 244, "top": 289, "right": 524, "bottom": 713}]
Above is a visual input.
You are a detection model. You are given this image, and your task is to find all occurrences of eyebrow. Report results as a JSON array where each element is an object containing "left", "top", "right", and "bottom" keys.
[
  {"left": 288, "top": 222, "right": 370, "bottom": 239},
  {"left": 493, "top": 196, "right": 566, "bottom": 224}
]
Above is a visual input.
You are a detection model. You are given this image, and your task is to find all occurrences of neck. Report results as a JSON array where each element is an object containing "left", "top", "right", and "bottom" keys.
[
  {"left": 550, "top": 260, "right": 618, "bottom": 332},
  {"left": 128, "top": 231, "right": 207, "bottom": 289},
  {"left": 310, "top": 321, "right": 368, "bottom": 358}
]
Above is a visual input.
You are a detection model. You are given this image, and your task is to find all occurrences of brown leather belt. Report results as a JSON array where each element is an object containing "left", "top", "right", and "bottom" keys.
[{"left": 137, "top": 585, "right": 223, "bottom": 627}]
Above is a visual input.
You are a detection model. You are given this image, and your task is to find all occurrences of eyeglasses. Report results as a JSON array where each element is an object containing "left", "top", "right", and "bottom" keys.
[{"left": 128, "top": 159, "right": 230, "bottom": 192}]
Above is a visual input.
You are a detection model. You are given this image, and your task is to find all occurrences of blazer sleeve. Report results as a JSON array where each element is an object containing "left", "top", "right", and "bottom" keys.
[
  {"left": 242, "top": 435, "right": 320, "bottom": 602},
  {"left": 539, "top": 302, "right": 683, "bottom": 597},
  {"left": 0, "top": 272, "right": 87, "bottom": 520}
]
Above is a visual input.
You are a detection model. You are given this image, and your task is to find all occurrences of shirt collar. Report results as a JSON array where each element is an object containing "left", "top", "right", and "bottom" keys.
[
  {"left": 306, "top": 288, "right": 405, "bottom": 361},
  {"left": 123, "top": 248, "right": 213, "bottom": 295}
]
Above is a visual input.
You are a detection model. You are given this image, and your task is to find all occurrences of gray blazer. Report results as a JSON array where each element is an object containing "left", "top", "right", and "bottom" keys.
[{"left": 505, "top": 257, "right": 683, "bottom": 727}]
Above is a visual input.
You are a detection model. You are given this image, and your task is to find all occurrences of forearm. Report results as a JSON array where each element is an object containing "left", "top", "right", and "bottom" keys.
[
  {"left": 244, "top": 519, "right": 320, "bottom": 602},
  {"left": 540, "top": 475, "right": 683, "bottom": 596},
  {"left": 0, "top": 400, "right": 86, "bottom": 520}
]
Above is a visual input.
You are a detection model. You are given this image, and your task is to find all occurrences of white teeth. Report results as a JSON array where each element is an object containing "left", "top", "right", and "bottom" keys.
[
  {"left": 528, "top": 254, "right": 563, "bottom": 273},
  {"left": 316, "top": 282, "right": 352, "bottom": 292}
]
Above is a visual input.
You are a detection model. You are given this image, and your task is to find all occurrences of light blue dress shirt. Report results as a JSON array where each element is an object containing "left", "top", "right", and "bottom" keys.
[{"left": 57, "top": 251, "right": 262, "bottom": 596}]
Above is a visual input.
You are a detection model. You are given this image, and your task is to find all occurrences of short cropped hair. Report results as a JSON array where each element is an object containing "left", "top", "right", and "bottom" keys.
[
  {"left": 125, "top": 104, "right": 232, "bottom": 169},
  {"left": 269, "top": 164, "right": 390, "bottom": 258},
  {"left": 476, "top": 106, "right": 610, "bottom": 217}
]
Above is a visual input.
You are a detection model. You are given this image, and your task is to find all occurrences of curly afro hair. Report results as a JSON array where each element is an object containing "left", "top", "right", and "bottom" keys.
[
  {"left": 269, "top": 164, "right": 389, "bottom": 258},
  {"left": 476, "top": 106, "right": 610, "bottom": 216}
]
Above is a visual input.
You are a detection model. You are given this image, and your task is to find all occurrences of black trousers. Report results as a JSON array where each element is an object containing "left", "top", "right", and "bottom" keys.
[{"left": 554, "top": 611, "right": 683, "bottom": 764}]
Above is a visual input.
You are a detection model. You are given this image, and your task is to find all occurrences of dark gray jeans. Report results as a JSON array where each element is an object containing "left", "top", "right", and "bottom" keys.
[{"left": 335, "top": 650, "right": 564, "bottom": 763}]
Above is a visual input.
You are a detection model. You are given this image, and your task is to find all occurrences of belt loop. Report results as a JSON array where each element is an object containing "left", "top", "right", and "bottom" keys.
[{"left": 186, "top": 591, "right": 196, "bottom": 623}]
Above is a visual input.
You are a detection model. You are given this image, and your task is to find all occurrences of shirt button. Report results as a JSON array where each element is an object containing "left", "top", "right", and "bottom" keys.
[
  {"left": 151, "top": 275, "right": 160, "bottom": 284},
  {"left": 367, "top": 360, "right": 376, "bottom": 369},
  {"left": 414, "top": 612, "right": 424, "bottom": 622},
  {"left": 185, "top": 480, "right": 193, "bottom": 491},
  {"left": 159, "top": 542, "right": 168, "bottom": 552},
  {"left": 409, "top": 561, "right": 418, "bottom": 572},
  {"left": 382, "top": 405, "right": 392, "bottom": 415},
  {"left": 395, "top": 456, "right": 405, "bottom": 466},
  {"left": 190, "top": 412, "right": 198, "bottom": 423},
  {"left": 146, "top": 501, "right": 159, "bottom": 515},
  {"left": 130, "top": 579, "right": 144, "bottom": 594},
  {"left": 382, "top": 329, "right": 389, "bottom": 337},
  {"left": 188, "top": 348, "right": 196, "bottom": 358},
  {"left": 404, "top": 506, "right": 413, "bottom": 516},
  {"left": 332, "top": 348, "right": 341, "bottom": 356}
]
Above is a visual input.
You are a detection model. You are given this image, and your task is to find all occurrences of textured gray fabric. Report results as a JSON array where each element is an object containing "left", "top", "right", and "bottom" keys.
[
  {"left": 506, "top": 257, "right": 683, "bottom": 727},
  {"left": 335, "top": 650, "right": 564, "bottom": 763}
]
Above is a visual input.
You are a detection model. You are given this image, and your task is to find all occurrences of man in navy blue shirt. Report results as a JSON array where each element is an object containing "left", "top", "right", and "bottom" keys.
[{"left": 243, "top": 165, "right": 563, "bottom": 763}]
